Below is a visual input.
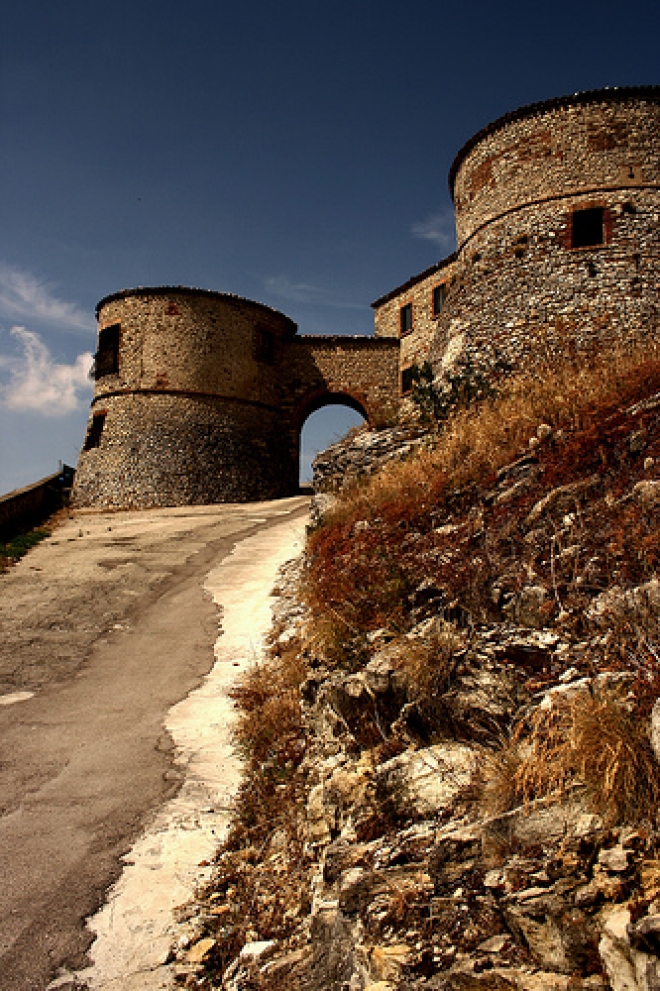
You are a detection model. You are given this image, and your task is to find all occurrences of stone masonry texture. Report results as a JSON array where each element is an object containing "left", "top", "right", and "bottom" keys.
[{"left": 74, "top": 87, "right": 659, "bottom": 509}]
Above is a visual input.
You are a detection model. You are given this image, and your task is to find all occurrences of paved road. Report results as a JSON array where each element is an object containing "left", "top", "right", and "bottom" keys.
[{"left": 0, "top": 498, "right": 309, "bottom": 991}]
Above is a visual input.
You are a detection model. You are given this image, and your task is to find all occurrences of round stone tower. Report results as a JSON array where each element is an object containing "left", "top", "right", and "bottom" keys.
[
  {"left": 435, "top": 86, "right": 660, "bottom": 370},
  {"left": 72, "top": 288, "right": 299, "bottom": 508}
]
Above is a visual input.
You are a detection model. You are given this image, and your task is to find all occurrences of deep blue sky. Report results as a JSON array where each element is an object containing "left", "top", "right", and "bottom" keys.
[{"left": 1, "top": 0, "right": 658, "bottom": 492}]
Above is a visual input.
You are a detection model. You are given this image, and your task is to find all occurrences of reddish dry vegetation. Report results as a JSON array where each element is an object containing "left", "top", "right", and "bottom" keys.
[
  {"left": 194, "top": 346, "right": 660, "bottom": 988},
  {"left": 306, "top": 350, "right": 660, "bottom": 642}
]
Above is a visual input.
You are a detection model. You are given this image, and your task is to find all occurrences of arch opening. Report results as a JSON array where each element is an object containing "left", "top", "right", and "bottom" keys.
[{"left": 299, "top": 400, "right": 366, "bottom": 487}]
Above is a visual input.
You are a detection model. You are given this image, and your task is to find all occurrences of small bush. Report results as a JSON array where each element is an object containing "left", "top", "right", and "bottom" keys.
[{"left": 410, "top": 357, "right": 508, "bottom": 425}]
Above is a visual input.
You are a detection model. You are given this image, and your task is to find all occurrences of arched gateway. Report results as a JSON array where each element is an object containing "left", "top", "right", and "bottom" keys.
[{"left": 72, "top": 287, "right": 401, "bottom": 508}]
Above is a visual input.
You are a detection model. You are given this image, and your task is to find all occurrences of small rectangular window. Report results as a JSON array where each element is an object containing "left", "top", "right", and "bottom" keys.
[
  {"left": 95, "top": 324, "right": 120, "bottom": 377},
  {"left": 432, "top": 284, "right": 446, "bottom": 317},
  {"left": 401, "top": 366, "right": 415, "bottom": 395},
  {"left": 399, "top": 303, "right": 413, "bottom": 336},
  {"left": 83, "top": 412, "right": 106, "bottom": 450},
  {"left": 571, "top": 207, "right": 604, "bottom": 249}
]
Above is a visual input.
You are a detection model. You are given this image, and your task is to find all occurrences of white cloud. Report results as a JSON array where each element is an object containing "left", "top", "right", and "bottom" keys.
[
  {"left": 0, "top": 263, "right": 92, "bottom": 332},
  {"left": 0, "top": 327, "right": 93, "bottom": 415},
  {"left": 264, "top": 275, "right": 363, "bottom": 310},
  {"left": 411, "top": 209, "right": 457, "bottom": 252}
]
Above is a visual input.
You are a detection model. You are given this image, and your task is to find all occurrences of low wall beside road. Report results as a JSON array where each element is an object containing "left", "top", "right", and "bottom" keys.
[{"left": 0, "top": 466, "right": 75, "bottom": 541}]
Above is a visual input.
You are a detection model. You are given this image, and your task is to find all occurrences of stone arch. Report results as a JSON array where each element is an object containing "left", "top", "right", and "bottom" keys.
[
  {"left": 292, "top": 386, "right": 371, "bottom": 434},
  {"left": 292, "top": 388, "right": 370, "bottom": 489}
]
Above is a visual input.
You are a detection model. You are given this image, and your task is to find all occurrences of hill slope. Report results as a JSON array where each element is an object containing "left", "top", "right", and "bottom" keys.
[{"left": 178, "top": 345, "right": 660, "bottom": 991}]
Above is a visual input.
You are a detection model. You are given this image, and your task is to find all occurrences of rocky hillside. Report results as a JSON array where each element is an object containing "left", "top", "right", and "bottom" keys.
[{"left": 173, "top": 345, "right": 660, "bottom": 991}]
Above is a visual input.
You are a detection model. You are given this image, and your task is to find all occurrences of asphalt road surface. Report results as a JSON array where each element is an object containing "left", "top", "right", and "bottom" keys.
[{"left": 0, "top": 497, "right": 309, "bottom": 991}]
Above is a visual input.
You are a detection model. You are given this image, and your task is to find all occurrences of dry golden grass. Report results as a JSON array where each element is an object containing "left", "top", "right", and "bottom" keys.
[
  {"left": 487, "top": 687, "right": 660, "bottom": 827},
  {"left": 319, "top": 340, "right": 660, "bottom": 533},
  {"left": 301, "top": 609, "right": 369, "bottom": 670},
  {"left": 227, "top": 644, "right": 308, "bottom": 843},
  {"left": 478, "top": 736, "right": 525, "bottom": 823},
  {"left": 397, "top": 623, "right": 465, "bottom": 739}
]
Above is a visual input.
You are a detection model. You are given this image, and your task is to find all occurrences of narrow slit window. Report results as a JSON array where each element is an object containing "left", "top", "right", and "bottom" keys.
[
  {"left": 571, "top": 207, "right": 604, "bottom": 249},
  {"left": 84, "top": 412, "right": 106, "bottom": 450},
  {"left": 400, "top": 303, "right": 413, "bottom": 336},
  {"left": 432, "top": 284, "right": 446, "bottom": 317},
  {"left": 95, "top": 323, "right": 120, "bottom": 377}
]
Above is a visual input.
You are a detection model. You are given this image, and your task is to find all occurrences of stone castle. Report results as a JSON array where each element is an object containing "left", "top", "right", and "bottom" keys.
[{"left": 73, "top": 86, "right": 660, "bottom": 509}]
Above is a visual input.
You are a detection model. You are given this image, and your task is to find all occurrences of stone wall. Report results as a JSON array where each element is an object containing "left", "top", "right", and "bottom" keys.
[
  {"left": 73, "top": 393, "right": 291, "bottom": 508},
  {"left": 0, "top": 467, "right": 75, "bottom": 540},
  {"left": 88, "top": 287, "right": 296, "bottom": 403},
  {"left": 372, "top": 257, "right": 457, "bottom": 376},
  {"left": 283, "top": 336, "right": 401, "bottom": 426},
  {"left": 450, "top": 88, "right": 660, "bottom": 248}
]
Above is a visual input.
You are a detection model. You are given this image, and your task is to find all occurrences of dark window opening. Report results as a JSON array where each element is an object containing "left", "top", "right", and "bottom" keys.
[
  {"left": 512, "top": 234, "right": 528, "bottom": 259},
  {"left": 84, "top": 412, "right": 106, "bottom": 450},
  {"left": 400, "top": 303, "right": 413, "bottom": 336},
  {"left": 255, "top": 327, "right": 275, "bottom": 364},
  {"left": 401, "top": 366, "right": 415, "bottom": 395},
  {"left": 571, "top": 207, "right": 604, "bottom": 249},
  {"left": 94, "top": 324, "right": 120, "bottom": 377},
  {"left": 432, "top": 284, "right": 446, "bottom": 317}
]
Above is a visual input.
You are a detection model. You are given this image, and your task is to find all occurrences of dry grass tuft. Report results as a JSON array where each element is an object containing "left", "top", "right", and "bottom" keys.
[
  {"left": 398, "top": 623, "right": 465, "bottom": 740},
  {"left": 489, "top": 688, "right": 660, "bottom": 827},
  {"left": 302, "top": 610, "right": 369, "bottom": 671},
  {"left": 478, "top": 736, "right": 526, "bottom": 823}
]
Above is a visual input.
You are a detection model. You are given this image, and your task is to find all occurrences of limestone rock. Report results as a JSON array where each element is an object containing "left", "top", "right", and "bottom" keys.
[
  {"left": 186, "top": 936, "right": 216, "bottom": 964},
  {"left": 651, "top": 700, "right": 660, "bottom": 765},
  {"left": 599, "top": 906, "right": 639, "bottom": 991},
  {"left": 375, "top": 743, "right": 475, "bottom": 819},
  {"left": 588, "top": 579, "right": 660, "bottom": 627},
  {"left": 632, "top": 480, "right": 660, "bottom": 509},
  {"left": 628, "top": 914, "right": 660, "bottom": 955}
]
